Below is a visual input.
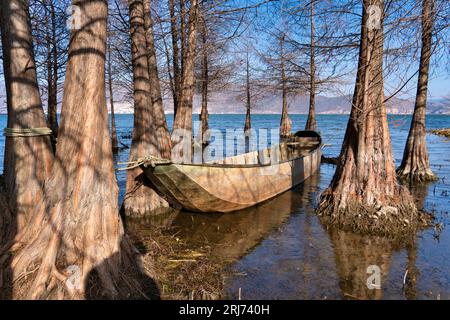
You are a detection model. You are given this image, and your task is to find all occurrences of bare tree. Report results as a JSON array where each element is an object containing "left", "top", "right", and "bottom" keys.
[
  {"left": 29, "top": 0, "right": 70, "bottom": 148},
  {"left": 397, "top": 0, "right": 438, "bottom": 183},
  {"left": 168, "top": 0, "right": 181, "bottom": 116},
  {"left": 144, "top": 0, "right": 171, "bottom": 158},
  {"left": 0, "top": 0, "right": 54, "bottom": 234},
  {"left": 107, "top": 39, "right": 119, "bottom": 152},
  {"left": 279, "top": 33, "right": 292, "bottom": 138},
  {"left": 124, "top": 0, "right": 170, "bottom": 215},
  {"left": 244, "top": 49, "right": 251, "bottom": 134},
  {"left": 199, "top": 5, "right": 209, "bottom": 147},
  {"left": 305, "top": 0, "right": 317, "bottom": 131},
  {"left": 2, "top": 0, "right": 152, "bottom": 299},
  {"left": 171, "top": 0, "right": 199, "bottom": 163},
  {"left": 317, "top": 0, "right": 424, "bottom": 235}
]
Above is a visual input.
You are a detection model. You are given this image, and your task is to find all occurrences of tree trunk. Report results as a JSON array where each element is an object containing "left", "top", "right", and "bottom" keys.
[
  {"left": 180, "top": 0, "right": 186, "bottom": 79},
  {"left": 107, "top": 41, "right": 119, "bottom": 152},
  {"left": 199, "top": 8, "right": 209, "bottom": 149},
  {"left": 0, "top": 0, "right": 54, "bottom": 234},
  {"left": 143, "top": 0, "right": 172, "bottom": 159},
  {"left": 124, "top": 0, "right": 170, "bottom": 216},
  {"left": 279, "top": 34, "right": 292, "bottom": 139},
  {"left": 43, "top": 0, "right": 59, "bottom": 151},
  {"left": 397, "top": 0, "right": 437, "bottom": 183},
  {"left": 171, "top": 0, "right": 199, "bottom": 163},
  {"left": 317, "top": 0, "right": 423, "bottom": 236},
  {"left": 244, "top": 51, "right": 251, "bottom": 134},
  {"left": 305, "top": 0, "right": 317, "bottom": 131},
  {"left": 2, "top": 0, "right": 154, "bottom": 299},
  {"left": 50, "top": 0, "right": 58, "bottom": 133},
  {"left": 168, "top": 0, "right": 180, "bottom": 116}
]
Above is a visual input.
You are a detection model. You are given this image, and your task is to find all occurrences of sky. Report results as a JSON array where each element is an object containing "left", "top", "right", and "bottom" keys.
[{"left": 0, "top": 0, "right": 449, "bottom": 113}]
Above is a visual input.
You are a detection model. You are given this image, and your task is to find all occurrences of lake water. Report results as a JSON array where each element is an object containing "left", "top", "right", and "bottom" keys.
[{"left": 1, "top": 114, "right": 450, "bottom": 299}]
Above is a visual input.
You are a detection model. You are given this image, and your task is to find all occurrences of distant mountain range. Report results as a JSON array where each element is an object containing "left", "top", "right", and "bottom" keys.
[
  {"left": 109, "top": 91, "right": 450, "bottom": 115},
  {"left": 1, "top": 89, "right": 449, "bottom": 115}
]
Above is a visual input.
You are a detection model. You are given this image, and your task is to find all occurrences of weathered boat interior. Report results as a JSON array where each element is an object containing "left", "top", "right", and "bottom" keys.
[{"left": 205, "top": 131, "right": 321, "bottom": 167}]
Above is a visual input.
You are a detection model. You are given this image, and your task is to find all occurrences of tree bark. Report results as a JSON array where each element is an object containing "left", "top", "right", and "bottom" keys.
[
  {"left": 143, "top": 0, "right": 171, "bottom": 159},
  {"left": 244, "top": 50, "right": 251, "bottom": 134},
  {"left": 0, "top": 0, "right": 54, "bottom": 233},
  {"left": 199, "top": 8, "right": 209, "bottom": 148},
  {"left": 279, "top": 34, "right": 292, "bottom": 139},
  {"left": 107, "top": 41, "right": 119, "bottom": 152},
  {"left": 50, "top": 0, "right": 58, "bottom": 132},
  {"left": 124, "top": 0, "right": 170, "bottom": 216},
  {"left": 171, "top": 0, "right": 199, "bottom": 163},
  {"left": 305, "top": 0, "right": 317, "bottom": 131},
  {"left": 317, "top": 0, "right": 423, "bottom": 236},
  {"left": 168, "top": 0, "right": 180, "bottom": 116},
  {"left": 397, "top": 0, "right": 437, "bottom": 183},
  {"left": 180, "top": 0, "right": 187, "bottom": 78},
  {"left": 2, "top": 0, "right": 153, "bottom": 299}
]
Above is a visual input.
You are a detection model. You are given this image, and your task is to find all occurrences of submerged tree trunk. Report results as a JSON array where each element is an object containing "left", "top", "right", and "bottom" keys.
[
  {"left": 0, "top": 0, "right": 54, "bottom": 233},
  {"left": 279, "top": 34, "right": 292, "bottom": 139},
  {"left": 168, "top": 0, "right": 180, "bottom": 116},
  {"left": 305, "top": 0, "right": 317, "bottom": 131},
  {"left": 317, "top": 0, "right": 423, "bottom": 235},
  {"left": 143, "top": 0, "right": 172, "bottom": 158},
  {"left": 124, "top": 0, "right": 170, "bottom": 215},
  {"left": 107, "top": 41, "right": 119, "bottom": 152},
  {"left": 2, "top": 0, "right": 153, "bottom": 299},
  {"left": 244, "top": 51, "right": 251, "bottom": 134},
  {"left": 199, "top": 8, "right": 209, "bottom": 148},
  {"left": 397, "top": 0, "right": 437, "bottom": 183},
  {"left": 171, "top": 0, "right": 199, "bottom": 163}
]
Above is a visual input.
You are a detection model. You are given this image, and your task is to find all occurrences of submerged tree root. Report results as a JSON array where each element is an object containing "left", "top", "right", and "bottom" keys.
[
  {"left": 397, "top": 167, "right": 438, "bottom": 184},
  {"left": 317, "top": 191, "right": 433, "bottom": 237},
  {"left": 123, "top": 174, "right": 170, "bottom": 217}
]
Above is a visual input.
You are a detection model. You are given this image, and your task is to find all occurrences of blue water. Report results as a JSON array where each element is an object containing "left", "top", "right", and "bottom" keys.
[{"left": 1, "top": 113, "right": 450, "bottom": 299}]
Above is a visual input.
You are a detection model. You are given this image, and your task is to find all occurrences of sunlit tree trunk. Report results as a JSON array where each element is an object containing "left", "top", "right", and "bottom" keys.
[
  {"left": 305, "top": 0, "right": 317, "bottom": 131},
  {"left": 397, "top": 0, "right": 437, "bottom": 183},
  {"left": 171, "top": 0, "right": 199, "bottom": 163},
  {"left": 124, "top": 0, "right": 170, "bottom": 215},
  {"left": 3, "top": 0, "right": 150, "bottom": 299},
  {"left": 279, "top": 34, "right": 292, "bottom": 139},
  {"left": 0, "top": 0, "right": 53, "bottom": 233},
  {"left": 107, "top": 41, "right": 119, "bottom": 152},
  {"left": 317, "top": 0, "right": 422, "bottom": 235},
  {"left": 144, "top": 0, "right": 171, "bottom": 158}
]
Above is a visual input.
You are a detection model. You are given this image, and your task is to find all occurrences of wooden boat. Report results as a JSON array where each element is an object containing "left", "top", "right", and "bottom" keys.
[{"left": 140, "top": 131, "right": 322, "bottom": 213}]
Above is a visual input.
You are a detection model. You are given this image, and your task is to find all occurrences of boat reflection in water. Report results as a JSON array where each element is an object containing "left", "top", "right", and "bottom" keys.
[
  {"left": 128, "top": 169, "right": 423, "bottom": 299},
  {"left": 171, "top": 187, "right": 301, "bottom": 262}
]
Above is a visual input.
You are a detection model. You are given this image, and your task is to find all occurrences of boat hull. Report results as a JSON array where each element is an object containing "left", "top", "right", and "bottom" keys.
[{"left": 141, "top": 143, "right": 321, "bottom": 213}]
